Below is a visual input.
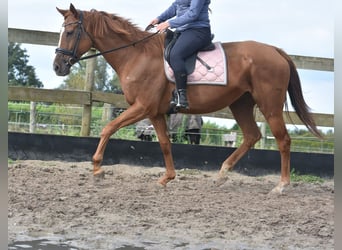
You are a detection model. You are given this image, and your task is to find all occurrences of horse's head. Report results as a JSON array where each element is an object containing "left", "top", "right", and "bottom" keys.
[{"left": 53, "top": 3, "right": 93, "bottom": 76}]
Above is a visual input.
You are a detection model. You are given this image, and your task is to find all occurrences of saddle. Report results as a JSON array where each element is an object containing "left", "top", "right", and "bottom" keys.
[{"left": 164, "top": 29, "right": 215, "bottom": 74}]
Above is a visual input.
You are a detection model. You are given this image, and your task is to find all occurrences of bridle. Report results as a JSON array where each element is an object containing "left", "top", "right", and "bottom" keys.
[
  {"left": 55, "top": 11, "right": 86, "bottom": 66},
  {"left": 55, "top": 10, "right": 159, "bottom": 65}
]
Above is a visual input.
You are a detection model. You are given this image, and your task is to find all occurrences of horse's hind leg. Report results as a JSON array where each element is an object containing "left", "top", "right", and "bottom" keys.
[
  {"left": 264, "top": 113, "right": 291, "bottom": 194},
  {"left": 218, "top": 93, "right": 261, "bottom": 181}
]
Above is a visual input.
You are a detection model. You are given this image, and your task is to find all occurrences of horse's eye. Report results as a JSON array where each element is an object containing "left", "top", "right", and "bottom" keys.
[{"left": 66, "top": 31, "right": 74, "bottom": 36}]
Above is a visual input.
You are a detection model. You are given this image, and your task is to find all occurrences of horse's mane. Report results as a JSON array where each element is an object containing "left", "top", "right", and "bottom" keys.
[{"left": 83, "top": 9, "right": 161, "bottom": 51}]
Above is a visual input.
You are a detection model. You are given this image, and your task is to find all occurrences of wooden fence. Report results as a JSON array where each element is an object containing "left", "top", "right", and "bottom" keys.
[{"left": 8, "top": 28, "right": 334, "bottom": 136}]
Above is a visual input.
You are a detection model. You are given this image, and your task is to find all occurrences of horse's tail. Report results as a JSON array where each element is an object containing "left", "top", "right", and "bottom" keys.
[{"left": 275, "top": 47, "right": 323, "bottom": 139}]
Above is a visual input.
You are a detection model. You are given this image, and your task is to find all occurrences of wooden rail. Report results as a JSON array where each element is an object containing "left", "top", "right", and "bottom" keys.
[{"left": 8, "top": 86, "right": 334, "bottom": 128}]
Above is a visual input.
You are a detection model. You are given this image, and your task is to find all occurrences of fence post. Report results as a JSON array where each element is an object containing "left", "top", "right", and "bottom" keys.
[
  {"left": 81, "top": 49, "right": 96, "bottom": 136},
  {"left": 102, "top": 103, "right": 113, "bottom": 122},
  {"left": 29, "top": 101, "right": 36, "bottom": 133},
  {"left": 260, "top": 122, "right": 266, "bottom": 149}
]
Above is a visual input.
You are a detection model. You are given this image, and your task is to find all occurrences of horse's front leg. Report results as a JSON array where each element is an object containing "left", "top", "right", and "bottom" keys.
[
  {"left": 150, "top": 115, "right": 176, "bottom": 186},
  {"left": 92, "top": 103, "right": 146, "bottom": 178}
]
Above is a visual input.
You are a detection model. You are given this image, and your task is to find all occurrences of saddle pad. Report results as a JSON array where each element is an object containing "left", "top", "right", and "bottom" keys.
[{"left": 164, "top": 42, "right": 227, "bottom": 85}]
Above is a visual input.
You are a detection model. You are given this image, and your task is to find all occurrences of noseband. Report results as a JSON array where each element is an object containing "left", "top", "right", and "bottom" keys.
[{"left": 55, "top": 11, "right": 85, "bottom": 66}]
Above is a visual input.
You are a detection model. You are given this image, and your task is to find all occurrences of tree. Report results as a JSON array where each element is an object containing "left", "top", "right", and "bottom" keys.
[{"left": 8, "top": 42, "right": 43, "bottom": 88}]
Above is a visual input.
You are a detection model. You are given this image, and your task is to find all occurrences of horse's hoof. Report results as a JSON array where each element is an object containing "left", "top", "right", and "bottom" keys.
[
  {"left": 93, "top": 169, "right": 105, "bottom": 182},
  {"left": 157, "top": 178, "right": 169, "bottom": 188},
  {"left": 214, "top": 168, "right": 230, "bottom": 186},
  {"left": 155, "top": 181, "right": 167, "bottom": 189},
  {"left": 268, "top": 184, "right": 285, "bottom": 195},
  {"left": 214, "top": 176, "right": 229, "bottom": 186}
]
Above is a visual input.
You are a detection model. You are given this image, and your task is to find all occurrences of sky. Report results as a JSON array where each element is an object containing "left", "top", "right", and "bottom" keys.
[{"left": 8, "top": 0, "right": 334, "bottom": 127}]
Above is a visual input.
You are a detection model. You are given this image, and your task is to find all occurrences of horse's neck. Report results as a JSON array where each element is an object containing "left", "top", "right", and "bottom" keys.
[
  {"left": 93, "top": 37, "right": 134, "bottom": 74},
  {"left": 92, "top": 33, "right": 163, "bottom": 81},
  {"left": 84, "top": 13, "right": 163, "bottom": 75},
  {"left": 89, "top": 31, "right": 144, "bottom": 73}
]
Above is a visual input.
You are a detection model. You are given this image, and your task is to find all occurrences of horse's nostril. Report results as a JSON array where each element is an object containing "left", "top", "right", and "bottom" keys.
[{"left": 53, "top": 63, "right": 59, "bottom": 72}]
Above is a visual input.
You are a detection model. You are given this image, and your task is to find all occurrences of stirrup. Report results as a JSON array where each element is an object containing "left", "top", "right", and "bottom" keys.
[
  {"left": 170, "top": 89, "right": 178, "bottom": 107},
  {"left": 176, "top": 102, "right": 189, "bottom": 110},
  {"left": 176, "top": 96, "right": 189, "bottom": 109},
  {"left": 176, "top": 89, "right": 189, "bottom": 109}
]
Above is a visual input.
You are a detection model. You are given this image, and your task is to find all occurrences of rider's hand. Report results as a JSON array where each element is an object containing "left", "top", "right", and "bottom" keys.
[
  {"left": 149, "top": 18, "right": 159, "bottom": 26},
  {"left": 146, "top": 18, "right": 161, "bottom": 31},
  {"left": 156, "top": 21, "right": 170, "bottom": 33}
]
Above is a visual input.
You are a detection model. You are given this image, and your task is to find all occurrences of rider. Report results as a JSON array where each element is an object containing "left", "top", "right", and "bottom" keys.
[{"left": 149, "top": 0, "right": 212, "bottom": 109}]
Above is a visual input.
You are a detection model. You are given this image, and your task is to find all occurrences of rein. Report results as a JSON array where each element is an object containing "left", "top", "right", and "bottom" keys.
[
  {"left": 56, "top": 10, "right": 159, "bottom": 64},
  {"left": 78, "top": 31, "right": 159, "bottom": 61}
]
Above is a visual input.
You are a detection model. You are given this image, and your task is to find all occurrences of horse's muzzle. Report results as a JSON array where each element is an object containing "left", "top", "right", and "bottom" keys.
[{"left": 53, "top": 56, "right": 71, "bottom": 76}]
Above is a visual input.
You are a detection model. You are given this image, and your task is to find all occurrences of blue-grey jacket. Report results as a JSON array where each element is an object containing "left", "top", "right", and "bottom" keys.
[{"left": 157, "top": 0, "right": 211, "bottom": 31}]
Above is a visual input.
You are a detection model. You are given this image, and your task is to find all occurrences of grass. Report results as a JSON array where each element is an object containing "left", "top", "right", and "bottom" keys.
[
  {"left": 290, "top": 168, "right": 324, "bottom": 183},
  {"left": 8, "top": 158, "right": 15, "bottom": 164},
  {"left": 178, "top": 168, "right": 202, "bottom": 175}
]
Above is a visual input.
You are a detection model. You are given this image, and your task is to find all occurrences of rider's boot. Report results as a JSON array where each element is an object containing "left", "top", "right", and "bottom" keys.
[{"left": 170, "top": 71, "right": 189, "bottom": 110}]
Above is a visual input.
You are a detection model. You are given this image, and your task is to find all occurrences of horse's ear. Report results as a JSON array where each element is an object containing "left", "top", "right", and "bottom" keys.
[
  {"left": 56, "top": 7, "right": 67, "bottom": 16},
  {"left": 69, "top": 3, "right": 78, "bottom": 18}
]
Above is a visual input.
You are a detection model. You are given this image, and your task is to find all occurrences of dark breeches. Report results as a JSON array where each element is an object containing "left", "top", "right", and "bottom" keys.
[{"left": 169, "top": 27, "right": 211, "bottom": 73}]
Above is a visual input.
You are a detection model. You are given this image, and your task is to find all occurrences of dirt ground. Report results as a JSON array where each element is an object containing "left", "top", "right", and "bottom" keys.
[{"left": 8, "top": 160, "right": 334, "bottom": 250}]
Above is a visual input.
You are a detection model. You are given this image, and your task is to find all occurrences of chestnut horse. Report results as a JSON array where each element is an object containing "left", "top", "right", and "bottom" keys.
[{"left": 53, "top": 4, "right": 321, "bottom": 193}]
